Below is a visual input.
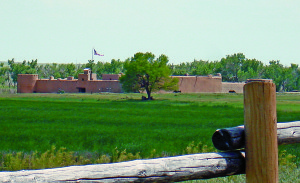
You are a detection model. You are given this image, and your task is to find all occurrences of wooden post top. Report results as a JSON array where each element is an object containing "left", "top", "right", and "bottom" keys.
[{"left": 246, "top": 79, "right": 273, "bottom": 83}]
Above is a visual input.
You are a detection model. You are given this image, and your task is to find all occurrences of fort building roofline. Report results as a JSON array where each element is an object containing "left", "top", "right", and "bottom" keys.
[
  {"left": 172, "top": 73, "right": 222, "bottom": 78},
  {"left": 17, "top": 68, "right": 122, "bottom": 93},
  {"left": 17, "top": 69, "right": 244, "bottom": 94}
]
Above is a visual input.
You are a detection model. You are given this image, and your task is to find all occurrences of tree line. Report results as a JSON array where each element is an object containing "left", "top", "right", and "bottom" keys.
[
  {"left": 0, "top": 58, "right": 124, "bottom": 87},
  {"left": 0, "top": 53, "right": 299, "bottom": 92}
]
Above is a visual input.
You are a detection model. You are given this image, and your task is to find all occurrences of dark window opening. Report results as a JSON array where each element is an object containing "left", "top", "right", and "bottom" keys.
[{"left": 78, "top": 88, "right": 86, "bottom": 93}]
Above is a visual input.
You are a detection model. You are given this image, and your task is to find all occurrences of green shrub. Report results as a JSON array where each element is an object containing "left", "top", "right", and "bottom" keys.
[{"left": 184, "top": 141, "right": 216, "bottom": 154}]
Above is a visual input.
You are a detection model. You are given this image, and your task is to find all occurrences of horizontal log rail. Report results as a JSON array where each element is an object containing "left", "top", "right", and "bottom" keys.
[
  {"left": 212, "top": 121, "right": 300, "bottom": 151},
  {"left": 0, "top": 151, "right": 245, "bottom": 183},
  {"left": 1, "top": 121, "right": 298, "bottom": 182}
]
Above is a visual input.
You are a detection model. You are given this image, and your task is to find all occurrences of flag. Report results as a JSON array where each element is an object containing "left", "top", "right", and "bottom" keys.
[{"left": 94, "top": 49, "right": 104, "bottom": 56}]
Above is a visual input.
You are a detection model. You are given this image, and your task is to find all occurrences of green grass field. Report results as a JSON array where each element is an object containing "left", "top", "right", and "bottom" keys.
[
  {"left": 0, "top": 92, "right": 299, "bottom": 181},
  {"left": 0, "top": 93, "right": 247, "bottom": 155}
]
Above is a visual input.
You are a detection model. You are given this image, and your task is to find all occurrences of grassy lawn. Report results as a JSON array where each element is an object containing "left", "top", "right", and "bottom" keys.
[
  {"left": 0, "top": 92, "right": 299, "bottom": 179},
  {"left": 0, "top": 93, "right": 246, "bottom": 155}
]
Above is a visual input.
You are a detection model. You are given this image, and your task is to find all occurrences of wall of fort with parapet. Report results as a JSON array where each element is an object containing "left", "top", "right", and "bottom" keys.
[
  {"left": 34, "top": 79, "right": 78, "bottom": 93},
  {"left": 172, "top": 74, "right": 223, "bottom": 93},
  {"left": 17, "top": 69, "right": 245, "bottom": 94},
  {"left": 222, "top": 82, "right": 245, "bottom": 93},
  {"left": 17, "top": 69, "right": 122, "bottom": 93}
]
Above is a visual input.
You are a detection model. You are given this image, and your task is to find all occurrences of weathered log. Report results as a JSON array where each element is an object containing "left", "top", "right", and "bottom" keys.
[
  {"left": 212, "top": 125, "right": 245, "bottom": 151},
  {"left": 0, "top": 151, "right": 245, "bottom": 183},
  {"left": 212, "top": 121, "right": 300, "bottom": 151}
]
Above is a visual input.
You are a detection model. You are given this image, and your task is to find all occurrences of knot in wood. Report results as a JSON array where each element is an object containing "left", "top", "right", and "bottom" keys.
[{"left": 138, "top": 170, "right": 147, "bottom": 177}]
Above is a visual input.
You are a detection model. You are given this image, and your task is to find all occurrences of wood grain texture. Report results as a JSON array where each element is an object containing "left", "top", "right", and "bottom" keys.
[
  {"left": 244, "top": 80, "right": 278, "bottom": 183},
  {"left": 0, "top": 152, "right": 245, "bottom": 183},
  {"left": 212, "top": 121, "right": 300, "bottom": 151},
  {"left": 277, "top": 121, "right": 300, "bottom": 144}
]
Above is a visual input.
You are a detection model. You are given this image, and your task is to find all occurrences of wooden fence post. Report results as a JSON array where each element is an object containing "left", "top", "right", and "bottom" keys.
[{"left": 244, "top": 79, "right": 278, "bottom": 183}]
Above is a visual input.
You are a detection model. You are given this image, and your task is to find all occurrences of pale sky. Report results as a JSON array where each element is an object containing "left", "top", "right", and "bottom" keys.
[{"left": 1, "top": 0, "right": 299, "bottom": 66}]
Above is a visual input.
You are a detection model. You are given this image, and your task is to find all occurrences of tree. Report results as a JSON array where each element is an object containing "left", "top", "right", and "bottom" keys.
[
  {"left": 220, "top": 53, "right": 245, "bottom": 82},
  {"left": 85, "top": 60, "right": 96, "bottom": 72},
  {"left": 8, "top": 59, "right": 37, "bottom": 86},
  {"left": 171, "top": 62, "right": 191, "bottom": 75},
  {"left": 237, "top": 58, "right": 264, "bottom": 82},
  {"left": 262, "top": 60, "right": 285, "bottom": 91},
  {"left": 0, "top": 63, "right": 10, "bottom": 86},
  {"left": 282, "top": 63, "right": 299, "bottom": 91},
  {"left": 120, "top": 52, "right": 178, "bottom": 100},
  {"left": 190, "top": 60, "right": 215, "bottom": 76},
  {"left": 110, "top": 59, "right": 124, "bottom": 74},
  {"left": 102, "top": 59, "right": 124, "bottom": 74}
]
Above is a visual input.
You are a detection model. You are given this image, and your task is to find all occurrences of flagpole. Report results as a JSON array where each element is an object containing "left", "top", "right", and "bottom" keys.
[{"left": 92, "top": 48, "right": 94, "bottom": 61}]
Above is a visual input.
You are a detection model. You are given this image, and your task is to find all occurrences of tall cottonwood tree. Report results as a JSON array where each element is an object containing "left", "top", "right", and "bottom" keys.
[
  {"left": 219, "top": 53, "right": 245, "bottom": 82},
  {"left": 8, "top": 59, "right": 38, "bottom": 86},
  {"left": 120, "top": 52, "right": 178, "bottom": 100},
  {"left": 0, "top": 63, "right": 10, "bottom": 86}
]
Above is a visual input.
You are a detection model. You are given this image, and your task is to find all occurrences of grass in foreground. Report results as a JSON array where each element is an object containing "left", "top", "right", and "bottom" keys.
[
  {"left": 0, "top": 93, "right": 247, "bottom": 157},
  {"left": 0, "top": 92, "right": 299, "bottom": 182}
]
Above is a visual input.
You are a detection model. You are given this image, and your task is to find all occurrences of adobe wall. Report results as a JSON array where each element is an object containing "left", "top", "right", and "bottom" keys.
[
  {"left": 102, "top": 74, "right": 121, "bottom": 80},
  {"left": 86, "top": 81, "right": 122, "bottom": 93},
  {"left": 173, "top": 75, "right": 222, "bottom": 93},
  {"left": 221, "top": 82, "right": 245, "bottom": 93},
  {"left": 35, "top": 79, "right": 78, "bottom": 93},
  {"left": 34, "top": 79, "right": 122, "bottom": 93},
  {"left": 91, "top": 73, "right": 97, "bottom": 80},
  {"left": 18, "top": 71, "right": 123, "bottom": 93},
  {"left": 17, "top": 74, "right": 38, "bottom": 93}
]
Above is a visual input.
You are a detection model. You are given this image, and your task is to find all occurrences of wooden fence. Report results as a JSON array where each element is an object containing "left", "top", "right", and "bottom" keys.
[{"left": 0, "top": 80, "right": 299, "bottom": 182}]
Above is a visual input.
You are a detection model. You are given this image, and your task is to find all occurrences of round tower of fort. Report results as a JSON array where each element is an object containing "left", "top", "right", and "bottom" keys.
[{"left": 17, "top": 74, "right": 38, "bottom": 93}]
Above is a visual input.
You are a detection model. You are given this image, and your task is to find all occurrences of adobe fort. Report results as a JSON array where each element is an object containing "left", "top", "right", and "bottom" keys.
[{"left": 17, "top": 68, "right": 245, "bottom": 93}]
